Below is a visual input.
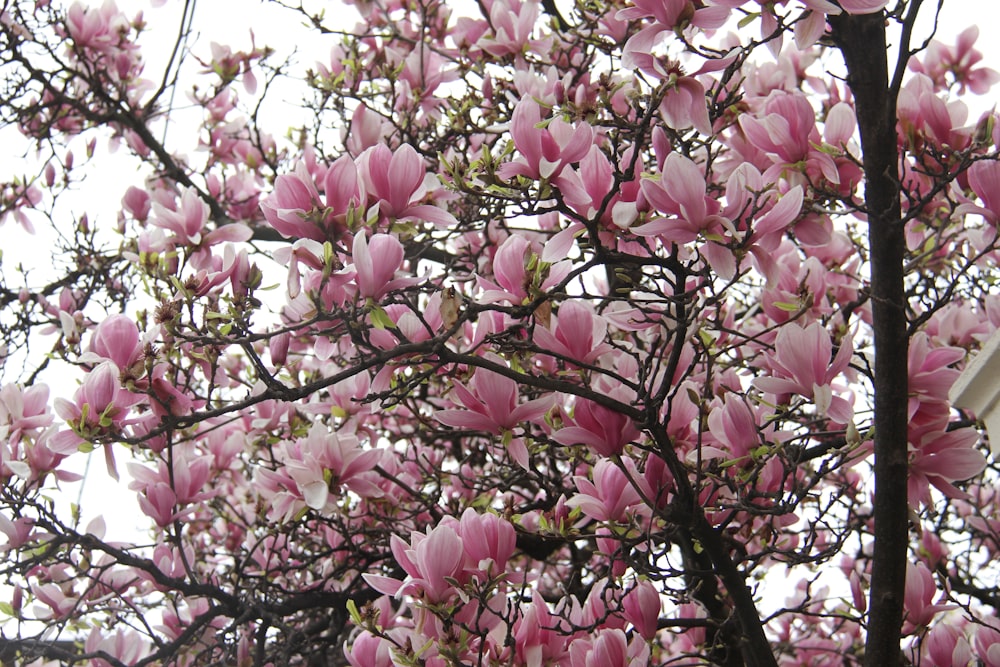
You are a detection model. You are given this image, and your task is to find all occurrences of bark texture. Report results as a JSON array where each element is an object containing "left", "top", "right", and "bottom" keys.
[{"left": 831, "top": 12, "right": 910, "bottom": 667}]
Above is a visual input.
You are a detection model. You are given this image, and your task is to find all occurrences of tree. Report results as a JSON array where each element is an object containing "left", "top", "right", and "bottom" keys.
[{"left": 0, "top": 0, "right": 998, "bottom": 664}]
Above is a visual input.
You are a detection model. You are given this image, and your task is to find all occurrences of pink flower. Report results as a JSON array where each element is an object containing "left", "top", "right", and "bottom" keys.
[
  {"left": 897, "top": 74, "right": 973, "bottom": 154},
  {"left": 753, "top": 321, "right": 854, "bottom": 423},
  {"left": 344, "top": 631, "right": 392, "bottom": 667},
  {"left": 908, "top": 423, "right": 986, "bottom": 507},
  {"left": 478, "top": 234, "right": 572, "bottom": 305},
  {"left": 436, "top": 363, "right": 554, "bottom": 435},
  {"left": 0, "top": 383, "right": 53, "bottom": 447},
  {"left": 284, "top": 423, "right": 383, "bottom": 509},
  {"left": 84, "top": 626, "right": 148, "bottom": 667},
  {"left": 53, "top": 362, "right": 139, "bottom": 434},
  {"left": 0, "top": 515, "right": 35, "bottom": 552},
  {"left": 534, "top": 300, "right": 612, "bottom": 366},
  {"left": 567, "top": 458, "right": 649, "bottom": 522},
  {"left": 32, "top": 580, "right": 78, "bottom": 620},
  {"left": 622, "top": 580, "right": 661, "bottom": 641},
  {"left": 659, "top": 72, "right": 712, "bottom": 135},
  {"left": 924, "top": 624, "right": 973, "bottom": 667},
  {"left": 357, "top": 144, "right": 457, "bottom": 226},
  {"left": 151, "top": 187, "right": 251, "bottom": 252},
  {"left": 907, "top": 333, "right": 964, "bottom": 416},
  {"left": 345, "top": 104, "right": 387, "bottom": 156},
  {"left": 65, "top": 1, "right": 127, "bottom": 51},
  {"left": 269, "top": 331, "right": 290, "bottom": 367},
  {"left": 513, "top": 597, "right": 569, "bottom": 665},
  {"left": 739, "top": 92, "right": 840, "bottom": 185},
  {"left": 635, "top": 153, "right": 728, "bottom": 243},
  {"left": 400, "top": 526, "right": 464, "bottom": 602},
  {"left": 619, "top": 0, "right": 732, "bottom": 70},
  {"left": 84, "top": 315, "right": 143, "bottom": 372},
  {"left": 365, "top": 523, "right": 465, "bottom": 603},
  {"left": 909, "top": 26, "right": 1000, "bottom": 96},
  {"left": 435, "top": 359, "right": 554, "bottom": 468},
  {"left": 902, "top": 561, "right": 954, "bottom": 632},
  {"left": 558, "top": 145, "right": 643, "bottom": 230},
  {"left": 456, "top": 508, "right": 516, "bottom": 576},
  {"left": 956, "top": 159, "right": 1000, "bottom": 225},
  {"left": 498, "top": 98, "right": 594, "bottom": 181},
  {"left": 19, "top": 427, "right": 81, "bottom": 485},
  {"left": 976, "top": 626, "right": 1000, "bottom": 667},
  {"left": 619, "top": 55, "right": 713, "bottom": 135},
  {"left": 479, "top": 0, "right": 539, "bottom": 58},
  {"left": 149, "top": 364, "right": 201, "bottom": 417},
  {"left": 122, "top": 185, "right": 150, "bottom": 221},
  {"left": 351, "top": 230, "right": 413, "bottom": 300},
  {"left": 569, "top": 628, "right": 649, "bottom": 667},
  {"left": 260, "top": 162, "right": 352, "bottom": 241},
  {"left": 552, "top": 386, "right": 640, "bottom": 457},
  {"left": 128, "top": 449, "right": 214, "bottom": 526},
  {"left": 706, "top": 394, "right": 761, "bottom": 463},
  {"left": 137, "top": 482, "right": 178, "bottom": 527}
]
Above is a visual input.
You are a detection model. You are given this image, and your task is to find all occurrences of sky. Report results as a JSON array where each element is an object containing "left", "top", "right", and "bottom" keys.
[{"left": 4, "top": 0, "right": 1000, "bottom": 541}]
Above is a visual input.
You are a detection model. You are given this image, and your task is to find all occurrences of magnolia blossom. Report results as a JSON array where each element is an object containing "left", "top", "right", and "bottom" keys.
[
  {"left": 568, "top": 628, "right": 650, "bottom": 667},
  {"left": 151, "top": 187, "right": 251, "bottom": 262},
  {"left": 753, "top": 321, "right": 854, "bottom": 423},
  {"left": 534, "top": 300, "right": 613, "bottom": 366},
  {"left": 567, "top": 457, "right": 651, "bottom": 522},
  {"left": 924, "top": 623, "right": 974, "bottom": 667},
  {"left": 552, "top": 386, "right": 640, "bottom": 457},
  {"left": 909, "top": 26, "right": 1000, "bottom": 95},
  {"left": 622, "top": 580, "right": 661, "bottom": 640},
  {"left": 356, "top": 143, "right": 457, "bottom": 226},
  {"left": 260, "top": 163, "right": 343, "bottom": 241},
  {"left": 499, "top": 97, "right": 594, "bottom": 182},
  {"left": 350, "top": 230, "right": 414, "bottom": 300},
  {"left": 365, "top": 523, "right": 465, "bottom": 602},
  {"left": 908, "top": 422, "right": 986, "bottom": 507},
  {"left": 478, "top": 233, "right": 573, "bottom": 305},
  {"left": 957, "top": 159, "right": 1000, "bottom": 225},
  {"left": 436, "top": 363, "right": 554, "bottom": 435}
]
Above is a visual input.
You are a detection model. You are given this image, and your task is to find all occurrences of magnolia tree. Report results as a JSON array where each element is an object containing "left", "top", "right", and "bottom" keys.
[{"left": 1, "top": 0, "right": 999, "bottom": 664}]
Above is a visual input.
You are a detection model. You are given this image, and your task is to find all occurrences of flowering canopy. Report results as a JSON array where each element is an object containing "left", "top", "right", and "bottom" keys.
[{"left": 0, "top": 0, "right": 999, "bottom": 665}]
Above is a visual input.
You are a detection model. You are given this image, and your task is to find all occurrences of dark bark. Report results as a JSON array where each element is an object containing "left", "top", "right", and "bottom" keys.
[
  {"left": 649, "top": 423, "right": 780, "bottom": 667},
  {"left": 830, "top": 12, "right": 909, "bottom": 667}
]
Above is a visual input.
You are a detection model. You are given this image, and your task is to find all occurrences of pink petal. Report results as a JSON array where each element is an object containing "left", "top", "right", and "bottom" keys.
[
  {"left": 388, "top": 145, "right": 424, "bottom": 213},
  {"left": 509, "top": 393, "right": 556, "bottom": 425},
  {"left": 924, "top": 448, "right": 987, "bottom": 482},
  {"left": 435, "top": 409, "right": 499, "bottom": 433},
  {"left": 362, "top": 574, "right": 403, "bottom": 597},
  {"left": 755, "top": 186, "right": 803, "bottom": 236},
  {"left": 824, "top": 103, "right": 857, "bottom": 145}
]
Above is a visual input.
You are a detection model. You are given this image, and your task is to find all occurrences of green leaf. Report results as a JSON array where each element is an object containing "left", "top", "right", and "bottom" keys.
[
  {"left": 772, "top": 301, "right": 800, "bottom": 312},
  {"left": 346, "top": 599, "right": 363, "bottom": 626},
  {"left": 698, "top": 328, "right": 715, "bottom": 348},
  {"left": 369, "top": 306, "right": 395, "bottom": 330}
]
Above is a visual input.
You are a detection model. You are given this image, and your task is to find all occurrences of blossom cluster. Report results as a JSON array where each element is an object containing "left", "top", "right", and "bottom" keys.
[{"left": 1, "top": 0, "right": 999, "bottom": 666}]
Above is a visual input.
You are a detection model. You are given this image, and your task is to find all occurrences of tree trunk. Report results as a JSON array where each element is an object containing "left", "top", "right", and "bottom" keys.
[{"left": 830, "top": 12, "right": 910, "bottom": 667}]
